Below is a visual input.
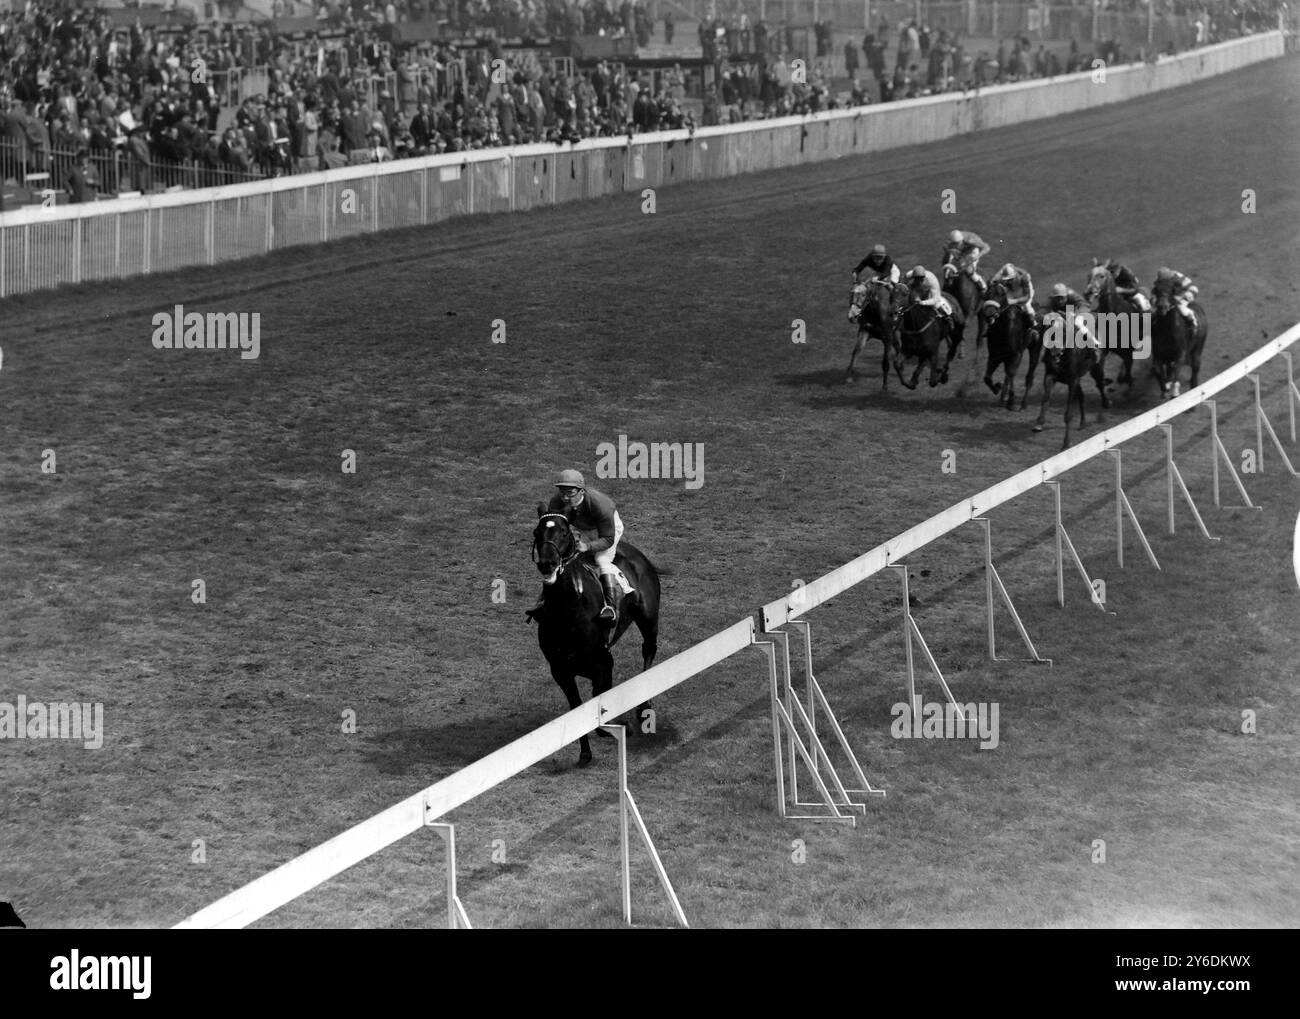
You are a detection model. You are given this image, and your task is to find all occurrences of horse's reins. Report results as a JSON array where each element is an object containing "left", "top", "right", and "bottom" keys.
[{"left": 532, "top": 512, "right": 582, "bottom": 571}]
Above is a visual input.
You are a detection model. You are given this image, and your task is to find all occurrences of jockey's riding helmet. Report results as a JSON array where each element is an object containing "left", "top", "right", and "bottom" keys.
[
  {"left": 996, "top": 263, "right": 1016, "bottom": 279},
  {"left": 1052, "top": 283, "right": 1069, "bottom": 298},
  {"left": 1156, "top": 267, "right": 1174, "bottom": 280},
  {"left": 948, "top": 229, "right": 963, "bottom": 244},
  {"left": 555, "top": 469, "right": 586, "bottom": 490},
  {"left": 871, "top": 243, "right": 887, "bottom": 256},
  {"left": 909, "top": 265, "right": 926, "bottom": 280}
]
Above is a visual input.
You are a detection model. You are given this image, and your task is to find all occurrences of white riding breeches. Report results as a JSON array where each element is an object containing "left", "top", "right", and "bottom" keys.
[{"left": 591, "top": 512, "right": 623, "bottom": 574}]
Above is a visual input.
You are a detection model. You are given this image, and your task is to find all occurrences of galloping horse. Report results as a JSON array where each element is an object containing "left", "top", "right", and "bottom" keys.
[
  {"left": 845, "top": 278, "right": 904, "bottom": 386},
  {"left": 1084, "top": 262, "right": 1140, "bottom": 390},
  {"left": 894, "top": 301, "right": 956, "bottom": 389},
  {"left": 981, "top": 279, "right": 1042, "bottom": 410},
  {"left": 1033, "top": 329, "right": 1110, "bottom": 449},
  {"left": 942, "top": 251, "right": 985, "bottom": 358},
  {"left": 531, "top": 509, "right": 661, "bottom": 767},
  {"left": 1150, "top": 276, "right": 1208, "bottom": 399}
]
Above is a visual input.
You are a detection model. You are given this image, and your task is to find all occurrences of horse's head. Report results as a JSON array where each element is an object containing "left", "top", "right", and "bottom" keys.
[
  {"left": 1084, "top": 263, "right": 1111, "bottom": 302},
  {"left": 1151, "top": 276, "right": 1175, "bottom": 315},
  {"left": 848, "top": 280, "right": 869, "bottom": 322},
  {"left": 981, "top": 279, "right": 1008, "bottom": 320},
  {"left": 533, "top": 506, "right": 579, "bottom": 584}
]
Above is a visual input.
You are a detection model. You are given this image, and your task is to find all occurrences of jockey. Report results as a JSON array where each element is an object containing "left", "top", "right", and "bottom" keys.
[
  {"left": 529, "top": 468, "right": 625, "bottom": 627},
  {"left": 906, "top": 264, "right": 964, "bottom": 336},
  {"left": 853, "top": 243, "right": 901, "bottom": 285},
  {"left": 1155, "top": 266, "right": 1198, "bottom": 322},
  {"left": 989, "top": 262, "right": 1038, "bottom": 332},
  {"left": 1104, "top": 259, "right": 1151, "bottom": 312},
  {"left": 1046, "top": 282, "right": 1097, "bottom": 347},
  {"left": 942, "top": 228, "right": 990, "bottom": 293}
]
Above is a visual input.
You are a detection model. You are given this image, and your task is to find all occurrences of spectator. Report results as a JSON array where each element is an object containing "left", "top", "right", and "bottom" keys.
[{"left": 66, "top": 148, "right": 100, "bottom": 203}]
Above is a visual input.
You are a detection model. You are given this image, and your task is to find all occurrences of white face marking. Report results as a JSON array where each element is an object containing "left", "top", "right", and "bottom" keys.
[{"left": 545, "top": 521, "right": 555, "bottom": 528}]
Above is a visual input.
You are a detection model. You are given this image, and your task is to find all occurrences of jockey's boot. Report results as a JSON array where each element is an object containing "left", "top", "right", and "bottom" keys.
[
  {"left": 1133, "top": 292, "right": 1151, "bottom": 313},
  {"left": 949, "top": 308, "right": 966, "bottom": 341},
  {"left": 599, "top": 574, "right": 620, "bottom": 627}
]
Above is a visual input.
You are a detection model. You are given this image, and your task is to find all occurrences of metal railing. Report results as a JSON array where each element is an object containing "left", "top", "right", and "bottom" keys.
[{"left": 1, "top": 139, "right": 265, "bottom": 203}]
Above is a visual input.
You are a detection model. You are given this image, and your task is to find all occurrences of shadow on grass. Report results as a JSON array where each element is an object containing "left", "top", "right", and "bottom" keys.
[{"left": 358, "top": 714, "right": 689, "bottom": 777}]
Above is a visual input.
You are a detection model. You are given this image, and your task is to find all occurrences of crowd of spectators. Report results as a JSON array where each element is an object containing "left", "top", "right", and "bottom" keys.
[{"left": 0, "top": 0, "right": 1290, "bottom": 202}]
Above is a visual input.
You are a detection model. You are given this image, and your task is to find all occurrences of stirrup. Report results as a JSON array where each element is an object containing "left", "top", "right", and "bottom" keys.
[{"left": 599, "top": 604, "right": 617, "bottom": 624}]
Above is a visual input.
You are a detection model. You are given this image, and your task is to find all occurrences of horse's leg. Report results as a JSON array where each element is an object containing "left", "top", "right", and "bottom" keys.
[
  {"left": 1062, "top": 381, "right": 1079, "bottom": 450},
  {"left": 845, "top": 328, "right": 866, "bottom": 383},
  {"left": 1021, "top": 341, "right": 1041, "bottom": 412},
  {"left": 631, "top": 598, "right": 659, "bottom": 735},
  {"left": 1005, "top": 350, "right": 1023, "bottom": 410},
  {"left": 1092, "top": 362, "right": 1110, "bottom": 411},
  {"left": 1189, "top": 334, "right": 1204, "bottom": 389},
  {"left": 551, "top": 665, "right": 592, "bottom": 766},
  {"left": 1033, "top": 373, "right": 1054, "bottom": 432},
  {"left": 983, "top": 350, "right": 1001, "bottom": 394},
  {"left": 880, "top": 336, "right": 892, "bottom": 390}
]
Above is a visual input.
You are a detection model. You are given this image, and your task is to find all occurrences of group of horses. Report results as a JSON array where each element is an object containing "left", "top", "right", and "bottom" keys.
[
  {"left": 844, "top": 257, "right": 1209, "bottom": 449},
  {"left": 527, "top": 256, "right": 1210, "bottom": 767}
]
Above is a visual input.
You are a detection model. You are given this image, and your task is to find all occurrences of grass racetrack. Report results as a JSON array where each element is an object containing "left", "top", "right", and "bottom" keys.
[{"left": 2, "top": 54, "right": 1299, "bottom": 929}]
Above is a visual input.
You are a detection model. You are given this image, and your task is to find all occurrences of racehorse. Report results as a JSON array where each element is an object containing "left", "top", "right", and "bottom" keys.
[
  {"left": 894, "top": 301, "right": 957, "bottom": 389},
  {"left": 531, "top": 509, "right": 661, "bottom": 767},
  {"left": 942, "top": 250, "right": 985, "bottom": 358},
  {"left": 1084, "top": 262, "right": 1140, "bottom": 390},
  {"left": 1033, "top": 325, "right": 1110, "bottom": 449},
  {"left": 845, "top": 278, "right": 904, "bottom": 386},
  {"left": 981, "top": 279, "right": 1041, "bottom": 410},
  {"left": 1150, "top": 276, "right": 1208, "bottom": 399}
]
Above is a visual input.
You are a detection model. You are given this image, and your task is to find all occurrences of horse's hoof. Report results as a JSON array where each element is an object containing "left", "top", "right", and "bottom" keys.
[
  {"left": 844, "top": 375, "right": 855, "bottom": 385},
  {"left": 1032, "top": 423, "right": 1045, "bottom": 432},
  {"left": 595, "top": 727, "right": 615, "bottom": 740},
  {"left": 578, "top": 750, "right": 593, "bottom": 767}
]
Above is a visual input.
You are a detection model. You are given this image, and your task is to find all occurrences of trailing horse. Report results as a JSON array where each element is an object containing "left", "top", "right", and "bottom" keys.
[
  {"left": 1033, "top": 333, "right": 1110, "bottom": 449},
  {"left": 1084, "top": 262, "right": 1141, "bottom": 390},
  {"left": 1150, "top": 277, "right": 1208, "bottom": 400},
  {"left": 894, "top": 302, "right": 957, "bottom": 389},
  {"left": 531, "top": 509, "right": 661, "bottom": 767},
  {"left": 980, "top": 280, "right": 1041, "bottom": 411},
  {"left": 845, "top": 278, "right": 905, "bottom": 386}
]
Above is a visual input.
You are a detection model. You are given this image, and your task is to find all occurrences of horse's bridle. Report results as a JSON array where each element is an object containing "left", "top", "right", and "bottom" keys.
[{"left": 532, "top": 512, "right": 581, "bottom": 570}]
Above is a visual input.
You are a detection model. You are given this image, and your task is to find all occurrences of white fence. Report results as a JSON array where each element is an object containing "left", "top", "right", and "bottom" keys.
[
  {"left": 0, "top": 31, "right": 1283, "bottom": 300},
  {"left": 177, "top": 320, "right": 1300, "bottom": 928}
]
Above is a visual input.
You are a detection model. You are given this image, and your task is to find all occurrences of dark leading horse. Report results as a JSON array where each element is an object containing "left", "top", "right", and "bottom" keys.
[
  {"left": 531, "top": 509, "right": 661, "bottom": 767},
  {"left": 845, "top": 278, "right": 905, "bottom": 386},
  {"left": 980, "top": 280, "right": 1042, "bottom": 410},
  {"left": 893, "top": 302, "right": 957, "bottom": 389},
  {"left": 1150, "top": 277, "right": 1208, "bottom": 400},
  {"left": 1033, "top": 324, "right": 1110, "bottom": 449}
]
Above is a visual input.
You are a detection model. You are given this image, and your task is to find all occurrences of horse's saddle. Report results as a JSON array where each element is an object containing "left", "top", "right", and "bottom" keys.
[{"left": 578, "top": 559, "right": 634, "bottom": 597}]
